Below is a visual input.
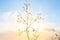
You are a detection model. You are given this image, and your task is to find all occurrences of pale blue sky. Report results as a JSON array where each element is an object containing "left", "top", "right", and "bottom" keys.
[{"left": 0, "top": 0, "right": 60, "bottom": 29}]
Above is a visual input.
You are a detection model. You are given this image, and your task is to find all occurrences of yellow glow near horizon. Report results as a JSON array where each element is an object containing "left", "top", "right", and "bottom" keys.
[{"left": 16, "top": 21, "right": 50, "bottom": 33}]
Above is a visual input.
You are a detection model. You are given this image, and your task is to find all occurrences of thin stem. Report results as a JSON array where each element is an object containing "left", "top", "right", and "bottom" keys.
[{"left": 25, "top": 0, "right": 30, "bottom": 40}]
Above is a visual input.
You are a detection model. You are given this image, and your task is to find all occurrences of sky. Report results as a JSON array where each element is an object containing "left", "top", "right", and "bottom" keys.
[{"left": 0, "top": 0, "right": 60, "bottom": 32}]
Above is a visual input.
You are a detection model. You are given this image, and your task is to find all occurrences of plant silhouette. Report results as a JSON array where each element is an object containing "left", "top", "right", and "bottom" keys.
[{"left": 17, "top": 0, "right": 42, "bottom": 40}]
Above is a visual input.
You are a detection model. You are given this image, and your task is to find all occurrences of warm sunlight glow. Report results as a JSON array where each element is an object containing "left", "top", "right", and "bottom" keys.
[{"left": 17, "top": 21, "right": 50, "bottom": 34}]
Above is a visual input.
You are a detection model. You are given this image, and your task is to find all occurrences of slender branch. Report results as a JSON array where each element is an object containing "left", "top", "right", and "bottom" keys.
[
  {"left": 29, "top": 16, "right": 41, "bottom": 27},
  {"left": 17, "top": 16, "right": 26, "bottom": 24}
]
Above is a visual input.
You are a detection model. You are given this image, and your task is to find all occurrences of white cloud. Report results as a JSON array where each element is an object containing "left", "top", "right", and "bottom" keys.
[
  {"left": 0, "top": 10, "right": 58, "bottom": 33},
  {"left": 0, "top": 11, "right": 18, "bottom": 33}
]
